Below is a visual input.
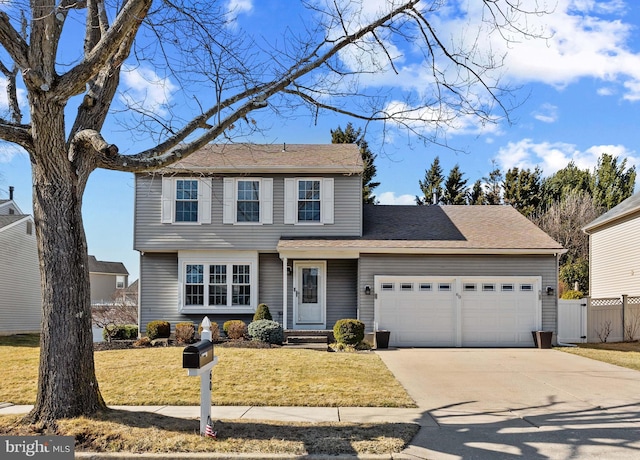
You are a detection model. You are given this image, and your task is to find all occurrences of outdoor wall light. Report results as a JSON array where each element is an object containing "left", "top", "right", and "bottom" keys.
[
  {"left": 364, "top": 285, "right": 371, "bottom": 295},
  {"left": 287, "top": 265, "right": 292, "bottom": 275},
  {"left": 546, "top": 286, "right": 555, "bottom": 296}
]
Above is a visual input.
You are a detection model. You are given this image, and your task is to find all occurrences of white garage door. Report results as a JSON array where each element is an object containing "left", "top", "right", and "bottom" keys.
[{"left": 374, "top": 276, "right": 541, "bottom": 347}]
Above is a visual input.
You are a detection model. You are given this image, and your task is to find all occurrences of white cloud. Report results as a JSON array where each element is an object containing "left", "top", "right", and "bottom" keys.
[
  {"left": 0, "top": 143, "right": 27, "bottom": 163},
  {"left": 227, "top": 0, "right": 252, "bottom": 15},
  {"left": 532, "top": 103, "right": 558, "bottom": 123},
  {"left": 495, "top": 138, "right": 638, "bottom": 176},
  {"left": 225, "top": 0, "right": 253, "bottom": 26},
  {"left": 377, "top": 191, "right": 416, "bottom": 205},
  {"left": 0, "top": 77, "right": 27, "bottom": 113},
  {"left": 119, "top": 66, "right": 177, "bottom": 116}
]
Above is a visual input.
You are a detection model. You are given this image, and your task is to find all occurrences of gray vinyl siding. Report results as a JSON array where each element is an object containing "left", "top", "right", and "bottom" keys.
[
  {"left": 589, "top": 214, "right": 640, "bottom": 298},
  {"left": 134, "top": 173, "right": 362, "bottom": 251},
  {"left": 90, "top": 273, "right": 128, "bottom": 304},
  {"left": 358, "top": 254, "right": 558, "bottom": 333},
  {"left": 140, "top": 252, "right": 285, "bottom": 334},
  {"left": 326, "top": 259, "right": 358, "bottom": 330},
  {"left": 258, "top": 253, "right": 284, "bottom": 322},
  {"left": 0, "top": 219, "right": 42, "bottom": 334}
]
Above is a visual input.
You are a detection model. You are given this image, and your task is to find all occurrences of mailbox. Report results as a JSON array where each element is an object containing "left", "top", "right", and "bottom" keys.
[{"left": 183, "top": 340, "right": 214, "bottom": 369}]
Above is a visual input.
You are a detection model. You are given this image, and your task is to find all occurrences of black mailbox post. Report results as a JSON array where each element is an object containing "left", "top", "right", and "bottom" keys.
[{"left": 183, "top": 340, "right": 214, "bottom": 369}]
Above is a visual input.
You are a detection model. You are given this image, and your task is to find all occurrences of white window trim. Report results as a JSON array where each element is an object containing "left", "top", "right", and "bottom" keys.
[
  {"left": 161, "top": 177, "right": 212, "bottom": 225},
  {"left": 223, "top": 177, "right": 273, "bottom": 225},
  {"left": 177, "top": 251, "right": 258, "bottom": 314},
  {"left": 284, "top": 177, "right": 334, "bottom": 225}
]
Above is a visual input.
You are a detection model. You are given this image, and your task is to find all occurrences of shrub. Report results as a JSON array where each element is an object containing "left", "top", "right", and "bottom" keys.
[
  {"left": 146, "top": 320, "right": 171, "bottom": 340},
  {"left": 175, "top": 322, "right": 196, "bottom": 344},
  {"left": 134, "top": 336, "right": 151, "bottom": 347},
  {"left": 561, "top": 290, "right": 584, "bottom": 300},
  {"left": 333, "top": 319, "right": 365, "bottom": 345},
  {"left": 223, "top": 320, "right": 247, "bottom": 340},
  {"left": 198, "top": 321, "right": 220, "bottom": 341},
  {"left": 253, "top": 303, "right": 273, "bottom": 321},
  {"left": 102, "top": 324, "right": 138, "bottom": 341},
  {"left": 248, "top": 319, "right": 284, "bottom": 345}
]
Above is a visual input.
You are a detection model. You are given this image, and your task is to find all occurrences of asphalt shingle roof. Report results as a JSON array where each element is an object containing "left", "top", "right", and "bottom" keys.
[
  {"left": 278, "top": 205, "right": 564, "bottom": 253},
  {"left": 0, "top": 214, "right": 29, "bottom": 230},
  {"left": 158, "top": 143, "right": 363, "bottom": 174},
  {"left": 88, "top": 255, "right": 129, "bottom": 275}
]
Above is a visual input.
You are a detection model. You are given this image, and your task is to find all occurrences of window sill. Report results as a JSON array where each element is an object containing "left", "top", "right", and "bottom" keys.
[{"left": 179, "top": 306, "right": 255, "bottom": 315}]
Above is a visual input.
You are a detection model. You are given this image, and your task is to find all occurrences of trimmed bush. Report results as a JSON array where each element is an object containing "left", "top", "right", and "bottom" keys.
[
  {"left": 248, "top": 319, "right": 284, "bottom": 345},
  {"left": 333, "top": 319, "right": 365, "bottom": 345},
  {"left": 561, "top": 290, "right": 584, "bottom": 300},
  {"left": 175, "top": 322, "right": 196, "bottom": 344},
  {"left": 198, "top": 321, "right": 221, "bottom": 341},
  {"left": 223, "top": 320, "right": 247, "bottom": 340},
  {"left": 146, "top": 320, "right": 171, "bottom": 340},
  {"left": 102, "top": 324, "right": 138, "bottom": 341},
  {"left": 253, "top": 303, "right": 273, "bottom": 321}
]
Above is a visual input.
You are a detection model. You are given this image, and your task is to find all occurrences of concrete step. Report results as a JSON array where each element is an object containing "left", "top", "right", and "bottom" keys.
[{"left": 286, "top": 335, "right": 329, "bottom": 344}]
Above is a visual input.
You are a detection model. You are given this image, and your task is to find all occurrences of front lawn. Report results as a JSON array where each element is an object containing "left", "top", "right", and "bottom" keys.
[
  {"left": 557, "top": 341, "right": 640, "bottom": 371},
  {"left": 0, "top": 335, "right": 415, "bottom": 407}
]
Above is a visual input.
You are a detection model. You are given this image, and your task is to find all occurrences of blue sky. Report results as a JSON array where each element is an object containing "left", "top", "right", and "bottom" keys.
[{"left": 2, "top": 0, "right": 640, "bottom": 282}]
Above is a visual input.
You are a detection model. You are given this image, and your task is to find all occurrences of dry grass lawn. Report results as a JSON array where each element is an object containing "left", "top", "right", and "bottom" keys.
[
  {"left": 557, "top": 341, "right": 640, "bottom": 371},
  {"left": 0, "top": 411, "right": 419, "bottom": 455},
  {"left": 0, "top": 335, "right": 414, "bottom": 407},
  {"left": 0, "top": 334, "right": 418, "bottom": 455}
]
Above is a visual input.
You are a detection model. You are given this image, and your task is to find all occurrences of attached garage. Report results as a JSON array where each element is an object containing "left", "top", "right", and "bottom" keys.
[{"left": 374, "top": 276, "right": 542, "bottom": 347}]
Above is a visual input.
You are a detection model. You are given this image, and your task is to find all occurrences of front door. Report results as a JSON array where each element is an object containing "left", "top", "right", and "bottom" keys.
[{"left": 293, "top": 261, "right": 326, "bottom": 329}]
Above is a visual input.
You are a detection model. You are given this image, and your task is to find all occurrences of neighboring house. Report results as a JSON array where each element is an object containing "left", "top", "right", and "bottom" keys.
[
  {"left": 0, "top": 187, "right": 42, "bottom": 335},
  {"left": 583, "top": 192, "right": 640, "bottom": 298},
  {"left": 134, "top": 143, "right": 564, "bottom": 347},
  {"left": 88, "top": 255, "right": 130, "bottom": 305}
]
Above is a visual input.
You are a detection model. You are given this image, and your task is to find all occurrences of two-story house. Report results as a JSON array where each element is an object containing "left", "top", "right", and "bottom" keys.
[
  {"left": 0, "top": 187, "right": 42, "bottom": 335},
  {"left": 134, "top": 143, "right": 564, "bottom": 347},
  {"left": 88, "top": 255, "right": 130, "bottom": 305}
]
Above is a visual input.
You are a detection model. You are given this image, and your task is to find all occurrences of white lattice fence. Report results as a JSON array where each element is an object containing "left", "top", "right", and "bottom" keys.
[{"left": 587, "top": 296, "right": 640, "bottom": 343}]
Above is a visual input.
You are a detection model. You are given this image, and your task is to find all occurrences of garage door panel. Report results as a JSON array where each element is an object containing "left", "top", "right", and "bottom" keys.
[{"left": 376, "top": 276, "right": 541, "bottom": 348}]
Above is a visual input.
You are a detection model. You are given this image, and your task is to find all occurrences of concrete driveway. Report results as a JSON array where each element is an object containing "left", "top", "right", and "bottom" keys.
[{"left": 377, "top": 348, "right": 640, "bottom": 460}]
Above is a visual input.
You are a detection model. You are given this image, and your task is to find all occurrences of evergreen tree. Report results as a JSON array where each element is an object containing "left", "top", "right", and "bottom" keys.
[
  {"left": 483, "top": 162, "right": 503, "bottom": 205},
  {"left": 417, "top": 156, "right": 444, "bottom": 205},
  {"left": 540, "top": 161, "right": 591, "bottom": 210},
  {"left": 591, "top": 153, "right": 636, "bottom": 211},
  {"left": 442, "top": 164, "right": 468, "bottom": 205},
  {"left": 468, "top": 179, "right": 485, "bottom": 205},
  {"left": 503, "top": 166, "right": 542, "bottom": 217},
  {"left": 331, "top": 123, "right": 380, "bottom": 204}
]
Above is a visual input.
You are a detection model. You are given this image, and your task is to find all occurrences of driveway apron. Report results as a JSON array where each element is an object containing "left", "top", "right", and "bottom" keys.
[{"left": 377, "top": 348, "right": 640, "bottom": 460}]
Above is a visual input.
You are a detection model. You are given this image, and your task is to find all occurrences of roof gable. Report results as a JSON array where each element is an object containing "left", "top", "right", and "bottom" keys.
[
  {"left": 583, "top": 192, "right": 640, "bottom": 233},
  {"left": 0, "top": 214, "right": 32, "bottom": 232},
  {"left": 155, "top": 143, "right": 363, "bottom": 174}
]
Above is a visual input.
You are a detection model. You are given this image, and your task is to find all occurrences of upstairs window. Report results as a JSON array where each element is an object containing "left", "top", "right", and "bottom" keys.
[
  {"left": 116, "top": 275, "right": 125, "bottom": 290},
  {"left": 161, "top": 177, "right": 211, "bottom": 224},
  {"left": 237, "top": 180, "right": 260, "bottom": 222},
  {"left": 298, "top": 180, "right": 321, "bottom": 222},
  {"left": 223, "top": 178, "right": 272, "bottom": 225},
  {"left": 284, "top": 178, "right": 334, "bottom": 225},
  {"left": 176, "top": 180, "right": 198, "bottom": 222}
]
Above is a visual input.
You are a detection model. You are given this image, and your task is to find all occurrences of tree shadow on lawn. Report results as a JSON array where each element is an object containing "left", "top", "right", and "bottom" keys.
[
  {"left": 415, "top": 399, "right": 640, "bottom": 459},
  {"left": 64, "top": 409, "right": 418, "bottom": 456}
]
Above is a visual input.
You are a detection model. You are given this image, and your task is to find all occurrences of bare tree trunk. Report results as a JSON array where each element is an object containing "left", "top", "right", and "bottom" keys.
[{"left": 24, "top": 97, "right": 105, "bottom": 424}]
